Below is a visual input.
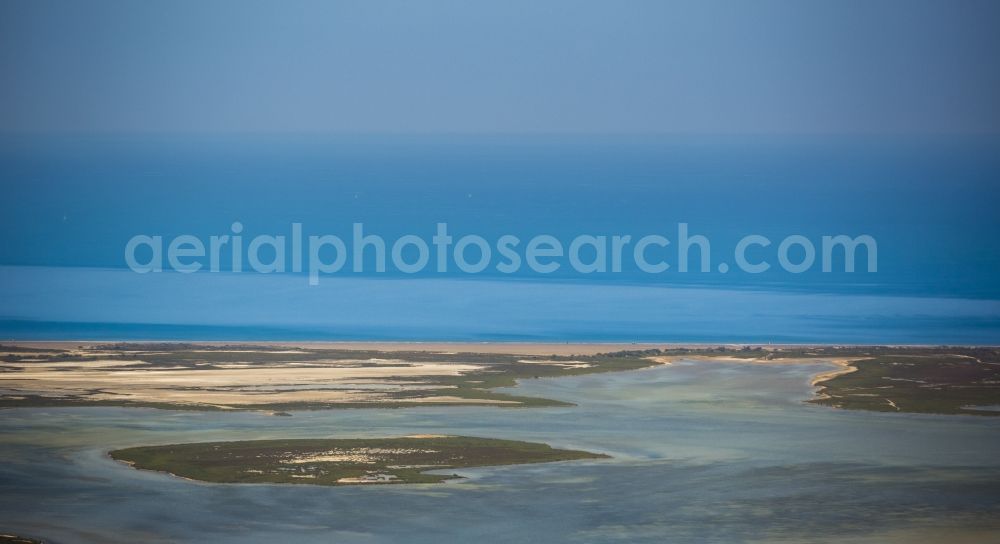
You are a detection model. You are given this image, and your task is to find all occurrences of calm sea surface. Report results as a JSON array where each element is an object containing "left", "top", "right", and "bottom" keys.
[{"left": 2, "top": 135, "right": 999, "bottom": 343}]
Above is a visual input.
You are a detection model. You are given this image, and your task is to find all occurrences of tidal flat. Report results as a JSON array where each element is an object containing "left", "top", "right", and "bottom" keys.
[
  {"left": 2, "top": 343, "right": 998, "bottom": 416},
  {"left": 0, "top": 342, "right": 660, "bottom": 410},
  {"left": 1, "top": 352, "right": 999, "bottom": 543}
]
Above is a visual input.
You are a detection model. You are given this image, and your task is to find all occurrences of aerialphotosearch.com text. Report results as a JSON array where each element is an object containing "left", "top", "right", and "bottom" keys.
[{"left": 125, "top": 223, "right": 878, "bottom": 285}]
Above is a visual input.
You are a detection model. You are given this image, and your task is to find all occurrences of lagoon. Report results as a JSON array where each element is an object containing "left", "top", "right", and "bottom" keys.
[{"left": 1, "top": 360, "right": 998, "bottom": 543}]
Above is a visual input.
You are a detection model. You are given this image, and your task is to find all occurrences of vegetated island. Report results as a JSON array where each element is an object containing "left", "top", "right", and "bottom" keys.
[{"left": 109, "top": 436, "right": 608, "bottom": 486}]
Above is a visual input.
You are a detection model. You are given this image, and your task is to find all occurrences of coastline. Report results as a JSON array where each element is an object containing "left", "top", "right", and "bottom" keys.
[
  {"left": 808, "top": 359, "right": 861, "bottom": 387},
  {"left": 6, "top": 340, "right": 989, "bottom": 356},
  {"left": 4, "top": 342, "right": 997, "bottom": 415},
  {"left": 7, "top": 340, "right": 679, "bottom": 356}
]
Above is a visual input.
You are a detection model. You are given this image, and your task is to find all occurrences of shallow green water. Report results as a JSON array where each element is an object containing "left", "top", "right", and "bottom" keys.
[{"left": 1, "top": 360, "right": 998, "bottom": 543}]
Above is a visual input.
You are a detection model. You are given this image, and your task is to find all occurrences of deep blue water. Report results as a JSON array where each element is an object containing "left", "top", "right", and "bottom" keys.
[{"left": 1, "top": 135, "right": 999, "bottom": 342}]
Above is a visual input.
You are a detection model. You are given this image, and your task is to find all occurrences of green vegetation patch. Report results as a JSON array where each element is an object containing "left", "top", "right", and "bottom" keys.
[
  {"left": 805, "top": 349, "right": 1000, "bottom": 416},
  {"left": 0, "top": 535, "right": 44, "bottom": 544},
  {"left": 110, "top": 436, "right": 608, "bottom": 486}
]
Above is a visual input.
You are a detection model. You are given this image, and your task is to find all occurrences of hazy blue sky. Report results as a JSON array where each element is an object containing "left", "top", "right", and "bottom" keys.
[{"left": 1, "top": 0, "right": 998, "bottom": 134}]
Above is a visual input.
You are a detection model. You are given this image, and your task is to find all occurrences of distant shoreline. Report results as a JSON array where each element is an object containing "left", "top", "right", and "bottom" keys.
[
  {"left": 6, "top": 340, "right": 995, "bottom": 356},
  {"left": 2, "top": 342, "right": 998, "bottom": 416}
]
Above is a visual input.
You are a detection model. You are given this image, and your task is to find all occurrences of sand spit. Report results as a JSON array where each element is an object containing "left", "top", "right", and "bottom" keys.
[{"left": 808, "top": 359, "right": 861, "bottom": 386}]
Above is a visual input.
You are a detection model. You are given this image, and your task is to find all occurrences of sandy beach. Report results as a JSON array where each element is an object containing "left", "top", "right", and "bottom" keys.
[
  {"left": 8, "top": 341, "right": 677, "bottom": 356},
  {"left": 5, "top": 341, "right": 907, "bottom": 356}
]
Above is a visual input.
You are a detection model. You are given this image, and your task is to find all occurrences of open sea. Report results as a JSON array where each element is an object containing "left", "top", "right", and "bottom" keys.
[{"left": 1, "top": 135, "right": 999, "bottom": 343}]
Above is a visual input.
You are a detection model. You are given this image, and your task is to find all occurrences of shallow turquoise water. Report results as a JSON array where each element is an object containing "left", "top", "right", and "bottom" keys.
[
  {"left": 1, "top": 361, "right": 998, "bottom": 543},
  {"left": 3, "top": 266, "right": 999, "bottom": 344}
]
